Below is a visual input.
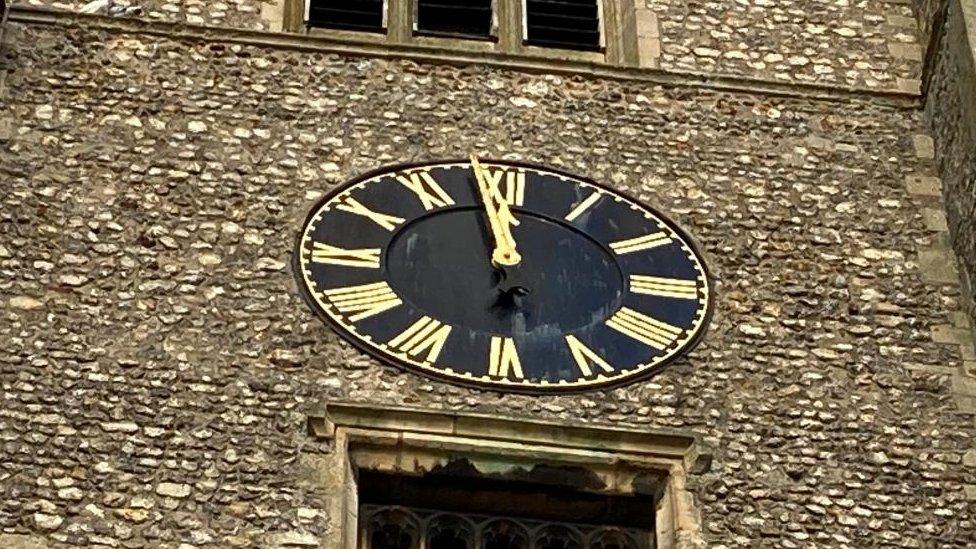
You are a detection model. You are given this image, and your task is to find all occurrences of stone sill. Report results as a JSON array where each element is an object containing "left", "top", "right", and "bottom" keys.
[{"left": 6, "top": 4, "right": 920, "bottom": 107}]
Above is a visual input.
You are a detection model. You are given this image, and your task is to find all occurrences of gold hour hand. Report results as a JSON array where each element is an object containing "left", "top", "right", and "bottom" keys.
[{"left": 471, "top": 155, "right": 521, "bottom": 267}]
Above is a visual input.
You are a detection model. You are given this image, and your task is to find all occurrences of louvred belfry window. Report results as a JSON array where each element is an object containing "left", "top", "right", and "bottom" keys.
[
  {"left": 307, "top": 0, "right": 386, "bottom": 32},
  {"left": 523, "top": 0, "right": 603, "bottom": 51},
  {"left": 415, "top": 0, "right": 494, "bottom": 40}
]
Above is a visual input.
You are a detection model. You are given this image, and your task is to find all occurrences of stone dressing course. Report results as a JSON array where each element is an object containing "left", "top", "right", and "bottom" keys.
[
  {"left": 11, "top": 0, "right": 924, "bottom": 90},
  {"left": 0, "top": 15, "right": 975, "bottom": 549}
]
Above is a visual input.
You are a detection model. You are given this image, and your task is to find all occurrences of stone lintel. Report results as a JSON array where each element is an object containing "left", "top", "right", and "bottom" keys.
[{"left": 308, "top": 401, "right": 706, "bottom": 469}]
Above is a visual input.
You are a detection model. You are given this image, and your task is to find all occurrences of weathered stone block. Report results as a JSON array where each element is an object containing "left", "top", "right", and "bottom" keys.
[
  {"left": 918, "top": 248, "right": 961, "bottom": 283},
  {"left": 636, "top": 9, "right": 660, "bottom": 38},
  {"left": 897, "top": 78, "right": 922, "bottom": 94},
  {"left": 953, "top": 375, "right": 976, "bottom": 397},
  {"left": 913, "top": 134, "right": 936, "bottom": 159},
  {"left": 886, "top": 14, "right": 917, "bottom": 28},
  {"left": 905, "top": 175, "right": 942, "bottom": 196},
  {"left": 889, "top": 43, "right": 923, "bottom": 61},
  {"left": 921, "top": 208, "right": 950, "bottom": 231}
]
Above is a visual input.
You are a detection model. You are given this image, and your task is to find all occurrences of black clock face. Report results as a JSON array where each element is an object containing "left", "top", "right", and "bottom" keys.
[{"left": 295, "top": 160, "right": 712, "bottom": 392}]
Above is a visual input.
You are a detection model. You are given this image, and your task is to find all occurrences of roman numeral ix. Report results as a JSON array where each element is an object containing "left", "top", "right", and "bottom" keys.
[
  {"left": 606, "top": 307, "right": 684, "bottom": 350},
  {"left": 323, "top": 282, "right": 402, "bottom": 322}
]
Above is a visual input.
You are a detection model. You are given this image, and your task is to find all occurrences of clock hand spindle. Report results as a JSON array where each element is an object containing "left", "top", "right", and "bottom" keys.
[{"left": 471, "top": 155, "right": 521, "bottom": 268}]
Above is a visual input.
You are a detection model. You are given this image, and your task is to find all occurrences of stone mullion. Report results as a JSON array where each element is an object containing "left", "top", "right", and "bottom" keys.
[
  {"left": 387, "top": 0, "right": 414, "bottom": 43},
  {"left": 496, "top": 0, "right": 524, "bottom": 54}
]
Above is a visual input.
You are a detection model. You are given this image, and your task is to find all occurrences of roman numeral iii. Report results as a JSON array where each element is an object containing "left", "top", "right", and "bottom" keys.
[
  {"left": 488, "top": 336, "right": 523, "bottom": 380},
  {"left": 323, "top": 282, "right": 402, "bottom": 322},
  {"left": 310, "top": 242, "right": 381, "bottom": 268},
  {"left": 485, "top": 168, "right": 526, "bottom": 207},
  {"left": 396, "top": 170, "right": 456, "bottom": 210},
  {"left": 387, "top": 316, "right": 452, "bottom": 364},
  {"left": 629, "top": 275, "right": 699, "bottom": 299},
  {"left": 335, "top": 196, "right": 405, "bottom": 231},
  {"left": 610, "top": 232, "right": 673, "bottom": 255},
  {"left": 606, "top": 307, "right": 684, "bottom": 350},
  {"left": 565, "top": 335, "right": 613, "bottom": 377}
]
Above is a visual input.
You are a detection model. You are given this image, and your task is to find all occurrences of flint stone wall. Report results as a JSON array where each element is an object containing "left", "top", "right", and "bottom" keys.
[
  {"left": 13, "top": 0, "right": 274, "bottom": 30},
  {"left": 925, "top": 0, "right": 976, "bottom": 326},
  {"left": 644, "top": 0, "right": 923, "bottom": 91},
  {"left": 10, "top": 0, "right": 925, "bottom": 90},
  {"left": 0, "top": 22, "right": 975, "bottom": 548}
]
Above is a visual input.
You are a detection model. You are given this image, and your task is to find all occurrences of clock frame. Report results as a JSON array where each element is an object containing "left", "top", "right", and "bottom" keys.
[{"left": 294, "top": 159, "right": 713, "bottom": 393}]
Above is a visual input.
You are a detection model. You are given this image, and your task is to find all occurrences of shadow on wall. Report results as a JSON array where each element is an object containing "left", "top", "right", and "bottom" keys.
[{"left": 924, "top": 0, "right": 976, "bottom": 322}]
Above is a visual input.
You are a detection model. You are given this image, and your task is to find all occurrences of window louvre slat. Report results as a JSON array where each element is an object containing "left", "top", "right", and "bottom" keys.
[
  {"left": 416, "top": 0, "right": 493, "bottom": 40},
  {"left": 308, "top": 0, "right": 386, "bottom": 33},
  {"left": 525, "top": 0, "right": 602, "bottom": 51}
]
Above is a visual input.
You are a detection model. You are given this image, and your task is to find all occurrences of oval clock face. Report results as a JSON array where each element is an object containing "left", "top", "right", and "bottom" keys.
[{"left": 295, "top": 160, "right": 712, "bottom": 392}]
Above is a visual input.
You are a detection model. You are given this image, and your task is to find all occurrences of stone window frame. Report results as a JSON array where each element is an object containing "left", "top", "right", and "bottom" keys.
[
  {"left": 305, "top": 401, "right": 709, "bottom": 549},
  {"left": 281, "top": 0, "right": 650, "bottom": 67}
]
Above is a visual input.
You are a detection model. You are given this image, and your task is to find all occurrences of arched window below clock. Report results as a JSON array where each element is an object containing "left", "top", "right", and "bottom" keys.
[
  {"left": 304, "top": 402, "right": 710, "bottom": 549},
  {"left": 358, "top": 469, "right": 655, "bottom": 549}
]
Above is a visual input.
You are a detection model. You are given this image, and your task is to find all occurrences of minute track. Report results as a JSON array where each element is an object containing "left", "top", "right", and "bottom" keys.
[{"left": 295, "top": 159, "right": 713, "bottom": 393}]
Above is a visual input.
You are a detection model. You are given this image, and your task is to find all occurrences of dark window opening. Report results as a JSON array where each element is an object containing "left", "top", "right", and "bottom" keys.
[
  {"left": 415, "top": 0, "right": 494, "bottom": 40},
  {"left": 524, "top": 0, "right": 602, "bottom": 51},
  {"left": 308, "top": 0, "right": 386, "bottom": 33},
  {"left": 358, "top": 467, "right": 656, "bottom": 549}
]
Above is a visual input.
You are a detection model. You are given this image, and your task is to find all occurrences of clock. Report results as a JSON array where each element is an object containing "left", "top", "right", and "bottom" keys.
[{"left": 294, "top": 159, "right": 712, "bottom": 392}]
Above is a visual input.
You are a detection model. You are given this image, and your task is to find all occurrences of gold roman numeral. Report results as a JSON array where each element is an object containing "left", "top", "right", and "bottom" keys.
[
  {"left": 609, "top": 232, "right": 673, "bottom": 255},
  {"left": 606, "top": 307, "right": 684, "bottom": 350},
  {"left": 323, "top": 282, "right": 402, "bottom": 322},
  {"left": 484, "top": 167, "right": 525, "bottom": 207},
  {"left": 396, "top": 170, "right": 456, "bottom": 210},
  {"left": 488, "top": 336, "right": 523, "bottom": 380},
  {"left": 565, "top": 335, "right": 613, "bottom": 377},
  {"left": 334, "top": 196, "right": 405, "bottom": 231},
  {"left": 629, "top": 275, "right": 699, "bottom": 299},
  {"left": 387, "top": 316, "right": 452, "bottom": 363},
  {"left": 564, "top": 191, "right": 601, "bottom": 222},
  {"left": 310, "top": 242, "right": 381, "bottom": 269}
]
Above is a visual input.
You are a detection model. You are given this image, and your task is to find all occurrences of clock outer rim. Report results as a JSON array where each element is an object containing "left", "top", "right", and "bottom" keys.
[{"left": 292, "top": 158, "right": 715, "bottom": 394}]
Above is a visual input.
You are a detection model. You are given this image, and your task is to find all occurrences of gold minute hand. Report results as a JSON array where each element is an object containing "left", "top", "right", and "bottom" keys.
[{"left": 471, "top": 155, "right": 521, "bottom": 267}]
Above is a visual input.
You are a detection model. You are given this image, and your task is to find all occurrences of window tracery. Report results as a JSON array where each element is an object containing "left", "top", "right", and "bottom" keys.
[{"left": 360, "top": 505, "right": 652, "bottom": 549}]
